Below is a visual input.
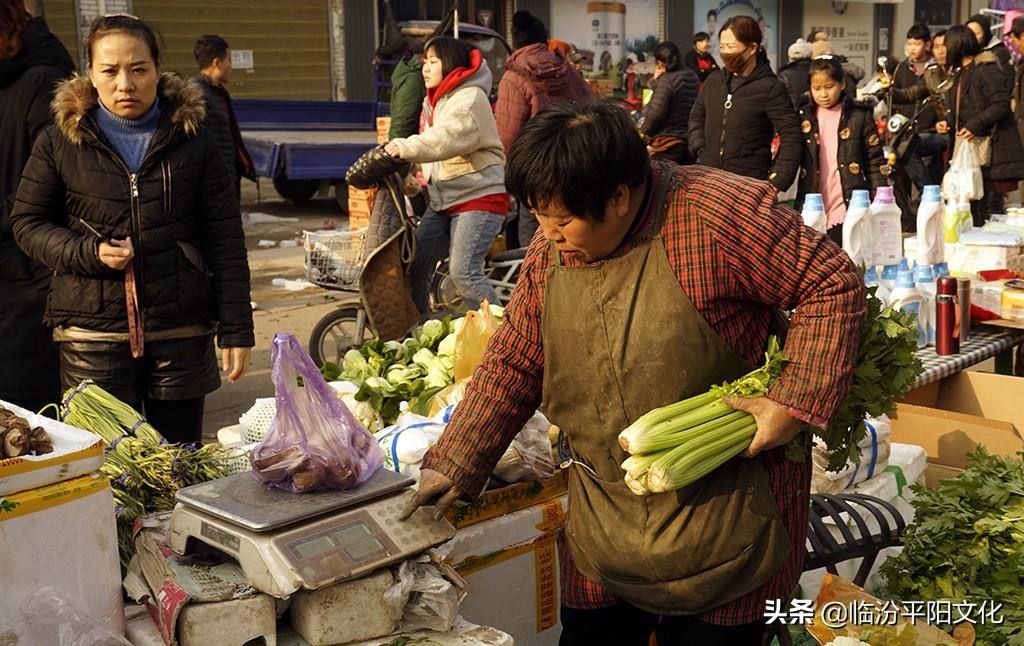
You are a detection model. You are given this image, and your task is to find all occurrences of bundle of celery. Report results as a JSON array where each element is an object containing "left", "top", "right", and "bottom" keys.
[
  {"left": 60, "top": 381, "right": 233, "bottom": 566},
  {"left": 620, "top": 290, "right": 922, "bottom": 494}
]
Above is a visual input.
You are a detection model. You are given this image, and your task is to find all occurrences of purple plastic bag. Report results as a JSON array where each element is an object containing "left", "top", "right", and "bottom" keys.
[{"left": 250, "top": 333, "right": 384, "bottom": 492}]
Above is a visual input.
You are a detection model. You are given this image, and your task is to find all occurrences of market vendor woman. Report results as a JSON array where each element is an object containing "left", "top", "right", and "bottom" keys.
[{"left": 404, "top": 101, "right": 866, "bottom": 643}]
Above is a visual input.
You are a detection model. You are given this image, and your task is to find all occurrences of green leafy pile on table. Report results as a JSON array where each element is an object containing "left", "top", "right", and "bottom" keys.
[{"left": 881, "top": 448, "right": 1024, "bottom": 646}]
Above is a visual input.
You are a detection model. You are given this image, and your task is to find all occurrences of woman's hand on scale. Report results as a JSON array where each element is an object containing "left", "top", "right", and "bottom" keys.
[
  {"left": 400, "top": 468, "right": 463, "bottom": 522},
  {"left": 98, "top": 237, "right": 134, "bottom": 270}
]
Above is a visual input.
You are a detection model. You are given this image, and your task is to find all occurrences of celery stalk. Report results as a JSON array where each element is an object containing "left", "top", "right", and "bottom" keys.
[
  {"left": 647, "top": 421, "right": 757, "bottom": 492},
  {"left": 618, "top": 399, "right": 732, "bottom": 453},
  {"left": 619, "top": 408, "right": 748, "bottom": 454}
]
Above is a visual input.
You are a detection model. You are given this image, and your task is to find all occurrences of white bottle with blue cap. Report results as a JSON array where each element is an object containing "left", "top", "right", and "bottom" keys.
[
  {"left": 916, "top": 185, "right": 944, "bottom": 266},
  {"left": 913, "top": 263, "right": 937, "bottom": 345},
  {"left": 865, "top": 265, "right": 889, "bottom": 305},
  {"left": 871, "top": 186, "right": 903, "bottom": 266},
  {"left": 889, "top": 269, "right": 927, "bottom": 348},
  {"left": 801, "top": 193, "right": 828, "bottom": 233},
  {"left": 842, "top": 189, "right": 872, "bottom": 265}
]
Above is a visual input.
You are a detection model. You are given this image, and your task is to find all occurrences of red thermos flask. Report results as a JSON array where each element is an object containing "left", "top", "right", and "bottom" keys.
[{"left": 936, "top": 277, "right": 959, "bottom": 355}]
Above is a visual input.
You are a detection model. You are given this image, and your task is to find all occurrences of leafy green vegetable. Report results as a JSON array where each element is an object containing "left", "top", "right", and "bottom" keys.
[
  {"left": 881, "top": 448, "right": 1024, "bottom": 646},
  {"left": 319, "top": 361, "right": 342, "bottom": 382},
  {"left": 789, "top": 288, "right": 923, "bottom": 471}
]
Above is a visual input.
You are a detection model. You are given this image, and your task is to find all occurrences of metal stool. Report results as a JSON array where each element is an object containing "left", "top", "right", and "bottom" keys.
[{"left": 765, "top": 492, "right": 907, "bottom": 646}]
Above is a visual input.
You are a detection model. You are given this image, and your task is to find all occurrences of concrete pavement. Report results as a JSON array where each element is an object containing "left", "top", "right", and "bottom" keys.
[{"left": 201, "top": 181, "right": 352, "bottom": 441}]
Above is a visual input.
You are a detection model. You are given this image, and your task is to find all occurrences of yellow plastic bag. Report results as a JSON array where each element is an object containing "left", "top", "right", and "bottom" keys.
[
  {"left": 807, "top": 574, "right": 974, "bottom": 646},
  {"left": 453, "top": 301, "right": 499, "bottom": 382}
]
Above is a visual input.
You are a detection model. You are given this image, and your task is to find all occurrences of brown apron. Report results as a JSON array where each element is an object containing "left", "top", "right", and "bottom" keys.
[{"left": 540, "top": 180, "right": 791, "bottom": 616}]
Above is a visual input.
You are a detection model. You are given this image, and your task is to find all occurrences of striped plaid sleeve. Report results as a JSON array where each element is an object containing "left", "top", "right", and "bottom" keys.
[
  {"left": 695, "top": 173, "right": 866, "bottom": 427},
  {"left": 419, "top": 235, "right": 549, "bottom": 498}
]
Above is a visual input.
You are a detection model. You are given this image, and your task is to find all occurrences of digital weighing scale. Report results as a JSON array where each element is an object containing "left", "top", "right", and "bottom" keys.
[{"left": 168, "top": 469, "right": 456, "bottom": 598}]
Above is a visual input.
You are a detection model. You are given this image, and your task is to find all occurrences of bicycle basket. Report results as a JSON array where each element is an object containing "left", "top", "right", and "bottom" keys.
[{"left": 304, "top": 229, "right": 368, "bottom": 289}]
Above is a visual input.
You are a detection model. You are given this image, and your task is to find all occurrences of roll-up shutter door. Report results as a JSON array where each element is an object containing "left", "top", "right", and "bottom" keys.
[{"left": 133, "top": 0, "right": 332, "bottom": 99}]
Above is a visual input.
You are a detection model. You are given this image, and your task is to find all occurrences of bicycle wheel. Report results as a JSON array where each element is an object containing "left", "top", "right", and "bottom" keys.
[
  {"left": 308, "top": 305, "right": 374, "bottom": 367},
  {"left": 429, "top": 261, "right": 464, "bottom": 312}
]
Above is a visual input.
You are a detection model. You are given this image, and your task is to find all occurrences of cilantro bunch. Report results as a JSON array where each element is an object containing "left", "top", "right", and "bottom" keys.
[
  {"left": 881, "top": 448, "right": 1024, "bottom": 646},
  {"left": 789, "top": 288, "right": 923, "bottom": 471}
]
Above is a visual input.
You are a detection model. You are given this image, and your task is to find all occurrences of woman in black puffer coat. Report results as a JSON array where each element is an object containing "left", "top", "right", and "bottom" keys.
[
  {"left": 11, "top": 16, "right": 253, "bottom": 443},
  {"left": 941, "top": 26, "right": 1024, "bottom": 225},
  {"left": 641, "top": 41, "right": 698, "bottom": 164},
  {"left": 687, "top": 16, "right": 801, "bottom": 191}
]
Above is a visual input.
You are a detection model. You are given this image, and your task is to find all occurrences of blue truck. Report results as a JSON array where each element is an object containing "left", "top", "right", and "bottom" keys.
[{"left": 234, "top": 99, "right": 384, "bottom": 208}]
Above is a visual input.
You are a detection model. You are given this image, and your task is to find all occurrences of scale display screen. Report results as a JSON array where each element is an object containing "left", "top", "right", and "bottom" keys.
[{"left": 286, "top": 514, "right": 392, "bottom": 568}]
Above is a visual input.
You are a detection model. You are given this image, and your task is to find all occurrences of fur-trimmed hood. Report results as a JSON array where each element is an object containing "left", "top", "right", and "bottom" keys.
[
  {"left": 51, "top": 73, "right": 206, "bottom": 145},
  {"left": 974, "top": 50, "right": 999, "bottom": 66}
]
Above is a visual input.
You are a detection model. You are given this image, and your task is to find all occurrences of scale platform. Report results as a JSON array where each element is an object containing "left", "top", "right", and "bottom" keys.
[{"left": 168, "top": 469, "right": 456, "bottom": 597}]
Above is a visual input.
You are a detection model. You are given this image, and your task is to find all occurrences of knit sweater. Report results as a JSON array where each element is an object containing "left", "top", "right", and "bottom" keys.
[{"left": 93, "top": 99, "right": 160, "bottom": 171}]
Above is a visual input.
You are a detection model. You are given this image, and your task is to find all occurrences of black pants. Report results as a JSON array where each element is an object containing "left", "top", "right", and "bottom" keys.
[
  {"left": 559, "top": 604, "right": 766, "bottom": 646},
  {"left": 142, "top": 396, "right": 206, "bottom": 445}
]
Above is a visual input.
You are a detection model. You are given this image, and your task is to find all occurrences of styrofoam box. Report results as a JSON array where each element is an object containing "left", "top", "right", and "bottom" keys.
[
  {"left": 0, "top": 474, "right": 124, "bottom": 641},
  {"left": 290, "top": 569, "right": 397, "bottom": 645},
  {"left": 278, "top": 617, "right": 513, "bottom": 646},
  {"left": 0, "top": 399, "right": 105, "bottom": 496},
  {"left": 798, "top": 443, "right": 928, "bottom": 600}
]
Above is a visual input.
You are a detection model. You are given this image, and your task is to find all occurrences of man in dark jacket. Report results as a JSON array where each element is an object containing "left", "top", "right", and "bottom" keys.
[
  {"left": 778, "top": 38, "right": 812, "bottom": 107},
  {"left": 682, "top": 32, "right": 717, "bottom": 89},
  {"left": 892, "top": 24, "right": 943, "bottom": 193},
  {"left": 194, "top": 35, "right": 254, "bottom": 198},
  {"left": 0, "top": 0, "right": 72, "bottom": 411},
  {"left": 386, "top": 47, "right": 425, "bottom": 141}
]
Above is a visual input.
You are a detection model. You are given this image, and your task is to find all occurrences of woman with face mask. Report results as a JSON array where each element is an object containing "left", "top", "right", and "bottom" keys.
[
  {"left": 11, "top": 15, "right": 254, "bottom": 443},
  {"left": 687, "top": 15, "right": 801, "bottom": 193}
]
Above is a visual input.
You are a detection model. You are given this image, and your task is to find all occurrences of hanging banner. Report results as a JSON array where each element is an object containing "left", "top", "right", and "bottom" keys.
[
  {"left": 693, "top": 0, "right": 780, "bottom": 71},
  {"left": 549, "top": 0, "right": 661, "bottom": 87}
]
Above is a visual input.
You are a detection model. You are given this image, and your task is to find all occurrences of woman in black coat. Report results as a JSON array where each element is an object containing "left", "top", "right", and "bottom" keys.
[
  {"left": 940, "top": 26, "right": 1024, "bottom": 225},
  {"left": 687, "top": 16, "right": 801, "bottom": 191},
  {"left": 11, "top": 16, "right": 253, "bottom": 442},
  {"left": 0, "top": 3, "right": 74, "bottom": 412},
  {"left": 641, "top": 41, "right": 699, "bottom": 165}
]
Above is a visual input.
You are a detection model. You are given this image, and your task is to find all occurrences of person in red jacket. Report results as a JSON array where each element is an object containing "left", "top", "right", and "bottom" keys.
[{"left": 497, "top": 10, "right": 590, "bottom": 246}]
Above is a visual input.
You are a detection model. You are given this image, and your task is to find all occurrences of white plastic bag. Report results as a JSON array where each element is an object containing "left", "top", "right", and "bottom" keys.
[
  {"left": 493, "top": 411, "right": 556, "bottom": 483},
  {"left": 811, "top": 415, "right": 892, "bottom": 494},
  {"left": 942, "top": 136, "right": 984, "bottom": 200},
  {"left": 383, "top": 556, "right": 466, "bottom": 633},
  {"left": 22, "top": 587, "right": 132, "bottom": 646},
  {"left": 374, "top": 412, "right": 446, "bottom": 480}
]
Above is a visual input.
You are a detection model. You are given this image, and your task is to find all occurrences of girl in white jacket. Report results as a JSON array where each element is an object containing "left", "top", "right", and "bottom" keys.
[{"left": 386, "top": 37, "right": 507, "bottom": 312}]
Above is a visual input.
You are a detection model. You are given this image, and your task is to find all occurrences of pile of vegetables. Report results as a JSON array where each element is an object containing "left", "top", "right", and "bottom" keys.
[
  {"left": 880, "top": 448, "right": 1024, "bottom": 646},
  {"left": 620, "top": 290, "right": 922, "bottom": 493},
  {"left": 0, "top": 408, "right": 53, "bottom": 458},
  {"left": 61, "top": 381, "right": 234, "bottom": 566}
]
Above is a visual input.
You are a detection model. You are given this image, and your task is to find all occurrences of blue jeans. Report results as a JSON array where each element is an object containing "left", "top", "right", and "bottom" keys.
[{"left": 411, "top": 209, "right": 505, "bottom": 313}]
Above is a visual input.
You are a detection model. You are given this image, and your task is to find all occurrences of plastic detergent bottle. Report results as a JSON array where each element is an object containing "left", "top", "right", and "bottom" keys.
[
  {"left": 801, "top": 193, "right": 827, "bottom": 233},
  {"left": 916, "top": 185, "right": 943, "bottom": 266},
  {"left": 944, "top": 197, "right": 961, "bottom": 243},
  {"left": 889, "top": 269, "right": 927, "bottom": 348},
  {"left": 935, "top": 262, "right": 950, "bottom": 278},
  {"left": 865, "top": 265, "right": 889, "bottom": 305},
  {"left": 842, "top": 190, "right": 872, "bottom": 266},
  {"left": 957, "top": 193, "right": 972, "bottom": 236},
  {"left": 880, "top": 263, "right": 900, "bottom": 292},
  {"left": 871, "top": 187, "right": 903, "bottom": 266},
  {"left": 914, "top": 263, "right": 937, "bottom": 345}
]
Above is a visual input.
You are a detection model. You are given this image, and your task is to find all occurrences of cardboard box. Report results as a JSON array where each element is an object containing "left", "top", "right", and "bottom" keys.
[
  {"left": 376, "top": 116, "right": 391, "bottom": 145},
  {"left": 0, "top": 474, "right": 125, "bottom": 641},
  {"left": 441, "top": 495, "right": 567, "bottom": 645},
  {"left": 0, "top": 399, "right": 105, "bottom": 496},
  {"left": 445, "top": 473, "right": 567, "bottom": 529},
  {"left": 891, "top": 371, "right": 1024, "bottom": 488}
]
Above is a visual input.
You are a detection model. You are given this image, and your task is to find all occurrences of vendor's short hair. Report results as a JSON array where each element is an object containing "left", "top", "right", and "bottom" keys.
[
  {"left": 907, "top": 24, "right": 931, "bottom": 42},
  {"left": 194, "top": 34, "right": 229, "bottom": 69},
  {"left": 506, "top": 100, "right": 649, "bottom": 222}
]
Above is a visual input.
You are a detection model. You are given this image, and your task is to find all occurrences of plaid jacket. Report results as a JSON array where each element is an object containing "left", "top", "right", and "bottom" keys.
[{"left": 421, "top": 163, "right": 866, "bottom": 624}]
